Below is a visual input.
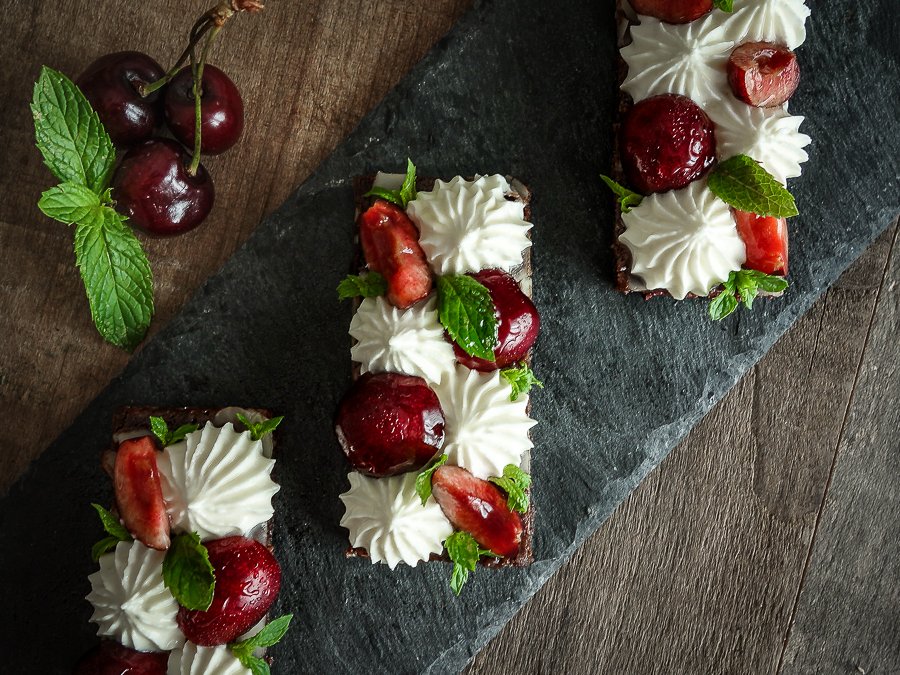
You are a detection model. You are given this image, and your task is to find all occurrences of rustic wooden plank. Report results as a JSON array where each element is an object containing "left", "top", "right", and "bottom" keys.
[
  {"left": 468, "top": 225, "right": 897, "bottom": 673},
  {"left": 0, "top": 0, "right": 471, "bottom": 489},
  {"left": 779, "top": 225, "right": 900, "bottom": 674}
]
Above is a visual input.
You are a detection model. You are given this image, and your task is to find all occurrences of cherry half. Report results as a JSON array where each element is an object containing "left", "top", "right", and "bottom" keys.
[
  {"left": 73, "top": 641, "right": 167, "bottom": 675},
  {"left": 734, "top": 209, "right": 789, "bottom": 276},
  {"left": 77, "top": 51, "right": 165, "bottom": 147},
  {"left": 454, "top": 269, "right": 540, "bottom": 371},
  {"left": 164, "top": 64, "right": 245, "bottom": 155},
  {"left": 112, "top": 138, "right": 214, "bottom": 235}
]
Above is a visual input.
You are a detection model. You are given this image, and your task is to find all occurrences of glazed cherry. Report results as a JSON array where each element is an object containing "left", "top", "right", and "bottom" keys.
[
  {"left": 77, "top": 51, "right": 165, "bottom": 147},
  {"left": 73, "top": 640, "right": 167, "bottom": 675},
  {"left": 734, "top": 209, "right": 789, "bottom": 276},
  {"left": 728, "top": 42, "right": 800, "bottom": 108},
  {"left": 629, "top": 0, "right": 712, "bottom": 24},
  {"left": 431, "top": 465, "right": 523, "bottom": 557},
  {"left": 112, "top": 138, "right": 214, "bottom": 235},
  {"left": 620, "top": 93, "right": 717, "bottom": 195},
  {"left": 164, "top": 64, "right": 245, "bottom": 155},
  {"left": 177, "top": 536, "right": 281, "bottom": 646},
  {"left": 335, "top": 372, "right": 444, "bottom": 477},
  {"left": 454, "top": 269, "right": 540, "bottom": 371},
  {"left": 359, "top": 200, "right": 433, "bottom": 309},
  {"left": 114, "top": 436, "right": 170, "bottom": 551}
]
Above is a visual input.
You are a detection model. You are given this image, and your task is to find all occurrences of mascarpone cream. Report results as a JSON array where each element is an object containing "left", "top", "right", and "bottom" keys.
[
  {"left": 434, "top": 365, "right": 536, "bottom": 480},
  {"left": 350, "top": 296, "right": 455, "bottom": 385},
  {"left": 167, "top": 643, "right": 247, "bottom": 675},
  {"left": 620, "top": 181, "right": 746, "bottom": 299},
  {"left": 158, "top": 423, "right": 279, "bottom": 541},
  {"left": 407, "top": 175, "right": 532, "bottom": 275},
  {"left": 621, "top": 15, "right": 733, "bottom": 107},
  {"left": 339, "top": 471, "right": 453, "bottom": 569},
  {"left": 87, "top": 540, "right": 184, "bottom": 652},
  {"left": 709, "top": 100, "right": 810, "bottom": 184},
  {"left": 718, "top": 0, "right": 810, "bottom": 50}
]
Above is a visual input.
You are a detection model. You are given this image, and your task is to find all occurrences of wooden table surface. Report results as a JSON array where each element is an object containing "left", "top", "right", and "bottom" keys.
[{"left": 2, "top": 1, "right": 897, "bottom": 671}]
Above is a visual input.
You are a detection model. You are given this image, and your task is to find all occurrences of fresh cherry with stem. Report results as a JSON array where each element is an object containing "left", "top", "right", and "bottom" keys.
[{"left": 164, "top": 63, "right": 244, "bottom": 155}]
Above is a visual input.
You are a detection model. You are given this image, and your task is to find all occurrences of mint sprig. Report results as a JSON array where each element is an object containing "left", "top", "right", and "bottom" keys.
[
  {"left": 445, "top": 531, "right": 496, "bottom": 596},
  {"left": 363, "top": 158, "right": 418, "bottom": 208},
  {"left": 32, "top": 67, "right": 154, "bottom": 350},
  {"left": 709, "top": 269, "right": 788, "bottom": 320},
  {"left": 162, "top": 532, "right": 216, "bottom": 611},
  {"left": 150, "top": 416, "right": 198, "bottom": 447},
  {"left": 489, "top": 464, "right": 532, "bottom": 514},
  {"left": 91, "top": 502, "right": 132, "bottom": 561},
  {"left": 600, "top": 174, "right": 643, "bottom": 214},
  {"left": 415, "top": 454, "right": 448, "bottom": 506},
  {"left": 437, "top": 275, "right": 498, "bottom": 361},
  {"left": 337, "top": 272, "right": 388, "bottom": 300},
  {"left": 713, "top": 0, "right": 733, "bottom": 11},
  {"left": 237, "top": 413, "right": 284, "bottom": 441},
  {"left": 229, "top": 614, "right": 294, "bottom": 675},
  {"left": 707, "top": 155, "right": 799, "bottom": 217},
  {"left": 500, "top": 364, "right": 543, "bottom": 401}
]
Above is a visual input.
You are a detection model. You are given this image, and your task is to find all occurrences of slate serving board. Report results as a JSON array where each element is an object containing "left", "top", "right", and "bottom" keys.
[{"left": 2, "top": 0, "right": 898, "bottom": 671}]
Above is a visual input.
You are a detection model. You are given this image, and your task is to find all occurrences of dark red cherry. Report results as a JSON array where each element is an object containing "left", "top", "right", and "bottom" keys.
[
  {"left": 112, "top": 138, "right": 214, "bottom": 236},
  {"left": 620, "top": 93, "right": 717, "bottom": 195},
  {"left": 335, "top": 372, "right": 445, "bottom": 477},
  {"left": 164, "top": 64, "right": 245, "bottom": 155},
  {"left": 431, "top": 465, "right": 523, "bottom": 557},
  {"left": 454, "top": 269, "right": 540, "bottom": 371},
  {"left": 77, "top": 51, "right": 165, "bottom": 147},
  {"left": 728, "top": 42, "right": 800, "bottom": 108},
  {"left": 630, "top": 0, "right": 713, "bottom": 23},
  {"left": 177, "top": 536, "right": 281, "bottom": 646},
  {"left": 73, "top": 640, "right": 167, "bottom": 675}
]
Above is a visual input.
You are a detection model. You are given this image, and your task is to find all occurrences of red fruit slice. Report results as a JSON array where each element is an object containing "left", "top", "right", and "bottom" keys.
[
  {"left": 431, "top": 465, "right": 523, "bottom": 558},
  {"left": 734, "top": 210, "right": 789, "bottom": 276},
  {"left": 177, "top": 536, "right": 281, "bottom": 646},
  {"left": 454, "top": 269, "right": 540, "bottom": 371},
  {"left": 728, "top": 42, "right": 800, "bottom": 107},
  {"left": 335, "top": 372, "right": 445, "bottom": 477},
  {"left": 74, "top": 640, "right": 167, "bottom": 675},
  {"left": 620, "top": 94, "right": 717, "bottom": 195},
  {"left": 359, "top": 200, "right": 433, "bottom": 309},
  {"left": 629, "top": 0, "right": 713, "bottom": 24},
  {"left": 114, "top": 436, "right": 170, "bottom": 550}
]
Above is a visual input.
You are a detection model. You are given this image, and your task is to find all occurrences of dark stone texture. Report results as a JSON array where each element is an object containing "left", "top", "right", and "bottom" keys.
[{"left": 1, "top": 0, "right": 897, "bottom": 671}]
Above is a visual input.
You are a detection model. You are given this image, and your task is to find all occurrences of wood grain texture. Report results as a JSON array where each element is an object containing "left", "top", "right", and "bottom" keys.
[
  {"left": 468, "top": 223, "right": 900, "bottom": 674},
  {"left": 0, "top": 0, "right": 471, "bottom": 489}
]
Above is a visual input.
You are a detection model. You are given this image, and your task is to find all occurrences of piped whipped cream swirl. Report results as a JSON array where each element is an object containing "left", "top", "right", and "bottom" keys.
[
  {"left": 434, "top": 365, "right": 536, "bottom": 480},
  {"left": 87, "top": 541, "right": 184, "bottom": 652},
  {"left": 167, "top": 643, "right": 247, "bottom": 675},
  {"left": 407, "top": 175, "right": 532, "bottom": 275},
  {"left": 158, "top": 423, "right": 279, "bottom": 541},
  {"left": 718, "top": 0, "right": 810, "bottom": 50},
  {"left": 350, "top": 296, "right": 455, "bottom": 385},
  {"left": 620, "top": 181, "right": 746, "bottom": 299},
  {"left": 340, "top": 471, "right": 453, "bottom": 569},
  {"left": 709, "top": 100, "right": 810, "bottom": 184},
  {"left": 621, "top": 16, "right": 733, "bottom": 107}
]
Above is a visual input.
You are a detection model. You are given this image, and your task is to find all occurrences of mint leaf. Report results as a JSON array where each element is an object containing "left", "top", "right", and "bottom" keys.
[
  {"left": 38, "top": 182, "right": 102, "bottom": 224},
  {"left": 445, "top": 531, "right": 495, "bottom": 596},
  {"left": 713, "top": 0, "right": 733, "bottom": 11},
  {"left": 437, "top": 275, "right": 497, "bottom": 361},
  {"left": 708, "top": 155, "right": 799, "bottom": 217},
  {"left": 169, "top": 423, "right": 198, "bottom": 445},
  {"left": 500, "top": 364, "right": 543, "bottom": 401},
  {"left": 489, "top": 464, "right": 532, "bottom": 513},
  {"left": 229, "top": 614, "right": 293, "bottom": 675},
  {"left": 162, "top": 532, "right": 215, "bottom": 611},
  {"left": 92, "top": 536, "right": 122, "bottom": 561},
  {"left": 337, "top": 272, "right": 388, "bottom": 300},
  {"left": 32, "top": 66, "right": 115, "bottom": 192},
  {"left": 150, "top": 417, "right": 197, "bottom": 446},
  {"left": 600, "top": 174, "right": 643, "bottom": 214},
  {"left": 91, "top": 503, "right": 131, "bottom": 541},
  {"left": 74, "top": 206, "right": 154, "bottom": 350},
  {"left": 415, "top": 454, "right": 448, "bottom": 506},
  {"left": 363, "top": 158, "right": 418, "bottom": 208},
  {"left": 237, "top": 413, "right": 284, "bottom": 441},
  {"left": 709, "top": 269, "right": 788, "bottom": 320}
]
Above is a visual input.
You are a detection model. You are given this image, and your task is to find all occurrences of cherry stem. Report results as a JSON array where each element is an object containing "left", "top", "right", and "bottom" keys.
[{"left": 188, "top": 25, "right": 222, "bottom": 176}]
